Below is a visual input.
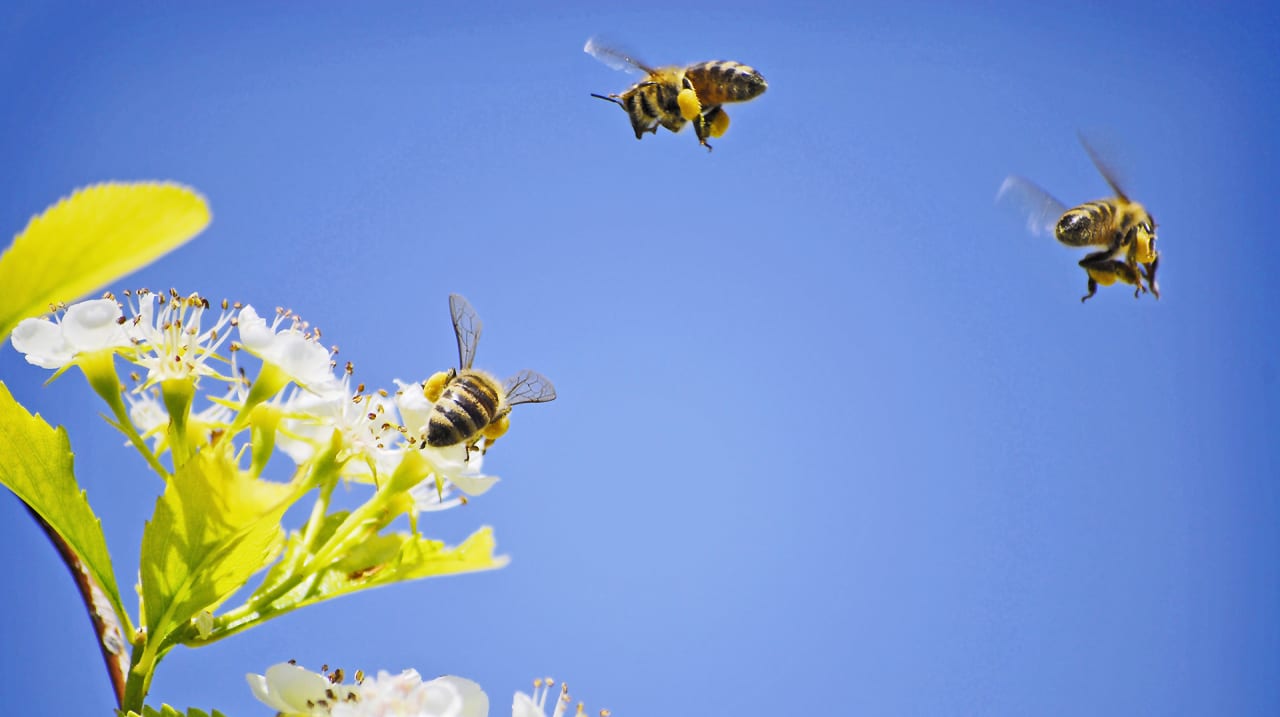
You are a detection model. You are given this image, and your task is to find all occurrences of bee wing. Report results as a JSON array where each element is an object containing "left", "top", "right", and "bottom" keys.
[
  {"left": 1077, "top": 132, "right": 1131, "bottom": 202},
  {"left": 996, "top": 175, "right": 1068, "bottom": 238},
  {"left": 448, "top": 294, "right": 482, "bottom": 371},
  {"left": 504, "top": 369, "right": 557, "bottom": 406},
  {"left": 584, "top": 36, "right": 657, "bottom": 75}
]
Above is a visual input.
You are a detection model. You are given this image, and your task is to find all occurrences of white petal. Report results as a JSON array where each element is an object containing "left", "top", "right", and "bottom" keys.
[
  {"left": 246, "top": 663, "right": 331, "bottom": 714},
  {"left": 10, "top": 318, "right": 74, "bottom": 368},
  {"left": 427, "top": 676, "right": 489, "bottom": 717},
  {"left": 272, "top": 332, "right": 339, "bottom": 391},
  {"left": 127, "top": 392, "right": 168, "bottom": 433},
  {"left": 395, "top": 379, "right": 434, "bottom": 434},
  {"left": 237, "top": 304, "right": 274, "bottom": 351},
  {"left": 446, "top": 471, "right": 500, "bottom": 497},
  {"left": 512, "top": 692, "right": 546, "bottom": 717},
  {"left": 62, "top": 298, "right": 129, "bottom": 351}
]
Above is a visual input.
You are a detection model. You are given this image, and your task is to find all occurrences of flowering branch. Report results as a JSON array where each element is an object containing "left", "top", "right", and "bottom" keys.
[
  {"left": 1, "top": 185, "right": 591, "bottom": 716},
  {"left": 8, "top": 291, "right": 513, "bottom": 712}
]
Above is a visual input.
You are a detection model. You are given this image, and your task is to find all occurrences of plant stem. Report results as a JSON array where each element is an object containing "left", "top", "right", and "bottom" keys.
[
  {"left": 25, "top": 504, "right": 128, "bottom": 708},
  {"left": 121, "top": 638, "right": 158, "bottom": 714}
]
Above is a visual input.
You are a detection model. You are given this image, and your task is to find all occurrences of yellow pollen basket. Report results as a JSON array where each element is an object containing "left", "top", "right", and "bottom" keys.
[
  {"left": 1134, "top": 234, "right": 1157, "bottom": 264},
  {"left": 677, "top": 88, "right": 702, "bottom": 121},
  {"left": 709, "top": 110, "right": 730, "bottom": 138},
  {"left": 481, "top": 414, "right": 510, "bottom": 442},
  {"left": 423, "top": 370, "right": 452, "bottom": 402},
  {"left": 1087, "top": 268, "right": 1119, "bottom": 286}
]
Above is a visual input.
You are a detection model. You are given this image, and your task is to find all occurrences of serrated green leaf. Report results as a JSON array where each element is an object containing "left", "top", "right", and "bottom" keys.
[
  {"left": 0, "top": 182, "right": 210, "bottom": 339},
  {"left": 0, "top": 381, "right": 129, "bottom": 633},
  {"left": 276, "top": 525, "right": 507, "bottom": 611},
  {"left": 140, "top": 448, "right": 293, "bottom": 651},
  {"left": 126, "top": 706, "right": 222, "bottom": 717}
]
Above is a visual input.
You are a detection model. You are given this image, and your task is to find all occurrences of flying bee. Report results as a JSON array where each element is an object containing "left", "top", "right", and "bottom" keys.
[
  {"left": 998, "top": 135, "right": 1159, "bottom": 302},
  {"left": 584, "top": 37, "right": 767, "bottom": 151},
  {"left": 423, "top": 294, "right": 556, "bottom": 456}
]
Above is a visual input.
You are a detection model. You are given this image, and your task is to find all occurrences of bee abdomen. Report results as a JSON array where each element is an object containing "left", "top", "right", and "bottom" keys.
[
  {"left": 1055, "top": 201, "right": 1116, "bottom": 247},
  {"left": 685, "top": 61, "right": 768, "bottom": 104},
  {"left": 426, "top": 373, "right": 502, "bottom": 447}
]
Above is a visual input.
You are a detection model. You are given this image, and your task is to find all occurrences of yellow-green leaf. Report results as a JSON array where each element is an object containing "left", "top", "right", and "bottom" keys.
[
  {"left": 285, "top": 525, "right": 507, "bottom": 610},
  {"left": 0, "top": 381, "right": 130, "bottom": 635},
  {"left": 139, "top": 449, "right": 292, "bottom": 652},
  {"left": 204, "top": 525, "right": 507, "bottom": 642},
  {"left": 0, "top": 182, "right": 210, "bottom": 339},
  {"left": 126, "top": 706, "right": 227, "bottom": 717}
]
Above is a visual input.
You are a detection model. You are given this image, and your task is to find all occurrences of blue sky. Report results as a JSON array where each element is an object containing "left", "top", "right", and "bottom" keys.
[{"left": 2, "top": 2, "right": 1278, "bottom": 714}]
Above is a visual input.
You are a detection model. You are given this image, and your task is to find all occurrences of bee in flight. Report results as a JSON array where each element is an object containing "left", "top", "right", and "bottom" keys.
[
  {"left": 998, "top": 135, "right": 1160, "bottom": 302},
  {"left": 584, "top": 37, "right": 767, "bottom": 151},
  {"left": 423, "top": 294, "right": 556, "bottom": 457}
]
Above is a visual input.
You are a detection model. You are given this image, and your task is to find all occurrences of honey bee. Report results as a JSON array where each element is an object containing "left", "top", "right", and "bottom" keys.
[
  {"left": 998, "top": 135, "right": 1159, "bottom": 302},
  {"left": 423, "top": 294, "right": 556, "bottom": 455},
  {"left": 584, "top": 37, "right": 767, "bottom": 151}
]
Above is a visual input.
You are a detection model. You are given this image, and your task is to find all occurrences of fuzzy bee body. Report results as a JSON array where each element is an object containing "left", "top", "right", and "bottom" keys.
[
  {"left": 424, "top": 295, "right": 555, "bottom": 454},
  {"left": 586, "top": 38, "right": 766, "bottom": 151},
  {"left": 999, "top": 136, "right": 1160, "bottom": 302},
  {"left": 427, "top": 369, "right": 505, "bottom": 448},
  {"left": 683, "top": 61, "right": 767, "bottom": 105}
]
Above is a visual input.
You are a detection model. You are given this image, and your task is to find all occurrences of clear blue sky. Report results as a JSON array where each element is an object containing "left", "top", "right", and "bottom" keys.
[{"left": 2, "top": 2, "right": 1278, "bottom": 714}]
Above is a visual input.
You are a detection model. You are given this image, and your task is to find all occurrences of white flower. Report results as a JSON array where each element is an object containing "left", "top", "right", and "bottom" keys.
[
  {"left": 125, "top": 387, "right": 168, "bottom": 450},
  {"left": 126, "top": 290, "right": 236, "bottom": 387},
  {"left": 10, "top": 298, "right": 130, "bottom": 368},
  {"left": 249, "top": 664, "right": 487, "bottom": 717},
  {"left": 237, "top": 304, "right": 340, "bottom": 394},
  {"left": 393, "top": 378, "right": 436, "bottom": 437},
  {"left": 408, "top": 441, "right": 499, "bottom": 506},
  {"left": 395, "top": 380, "right": 500, "bottom": 501},
  {"left": 513, "top": 678, "right": 599, "bottom": 717},
  {"left": 332, "top": 671, "right": 488, "bottom": 717},
  {"left": 276, "top": 378, "right": 402, "bottom": 479},
  {"left": 247, "top": 662, "right": 353, "bottom": 716},
  {"left": 125, "top": 381, "right": 245, "bottom": 453}
]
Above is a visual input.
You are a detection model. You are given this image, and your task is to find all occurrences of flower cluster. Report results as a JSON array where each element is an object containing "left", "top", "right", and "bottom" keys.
[
  {"left": 10, "top": 290, "right": 497, "bottom": 506},
  {"left": 248, "top": 663, "right": 608, "bottom": 717},
  {"left": 9, "top": 290, "right": 511, "bottom": 654}
]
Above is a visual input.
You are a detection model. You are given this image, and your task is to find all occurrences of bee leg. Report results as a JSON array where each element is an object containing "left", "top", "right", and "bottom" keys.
[
  {"left": 1142, "top": 255, "right": 1161, "bottom": 299},
  {"left": 692, "top": 114, "right": 714, "bottom": 151},
  {"left": 1078, "top": 249, "right": 1142, "bottom": 302},
  {"left": 1081, "top": 277, "right": 1099, "bottom": 303}
]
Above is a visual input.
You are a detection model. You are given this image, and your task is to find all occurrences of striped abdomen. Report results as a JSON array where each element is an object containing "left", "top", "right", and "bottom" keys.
[
  {"left": 427, "top": 370, "right": 503, "bottom": 447},
  {"left": 685, "top": 61, "right": 767, "bottom": 105},
  {"left": 1055, "top": 200, "right": 1120, "bottom": 248}
]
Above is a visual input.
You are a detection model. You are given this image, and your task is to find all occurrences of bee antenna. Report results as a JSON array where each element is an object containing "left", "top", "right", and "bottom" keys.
[{"left": 590, "top": 93, "right": 623, "bottom": 107}]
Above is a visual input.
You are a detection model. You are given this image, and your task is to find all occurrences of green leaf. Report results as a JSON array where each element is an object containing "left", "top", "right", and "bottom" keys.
[
  {"left": 271, "top": 525, "right": 507, "bottom": 612},
  {"left": 0, "top": 182, "right": 210, "bottom": 339},
  {"left": 139, "top": 448, "right": 293, "bottom": 652},
  {"left": 125, "top": 706, "right": 226, "bottom": 717},
  {"left": 209, "top": 525, "right": 507, "bottom": 641},
  {"left": 0, "top": 381, "right": 129, "bottom": 634}
]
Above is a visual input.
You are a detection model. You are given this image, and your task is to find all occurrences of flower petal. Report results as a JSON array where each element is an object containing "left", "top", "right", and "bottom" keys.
[
  {"left": 247, "top": 662, "right": 332, "bottom": 714},
  {"left": 10, "top": 317, "right": 73, "bottom": 368},
  {"left": 512, "top": 692, "right": 545, "bottom": 717},
  {"left": 61, "top": 298, "right": 128, "bottom": 351}
]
